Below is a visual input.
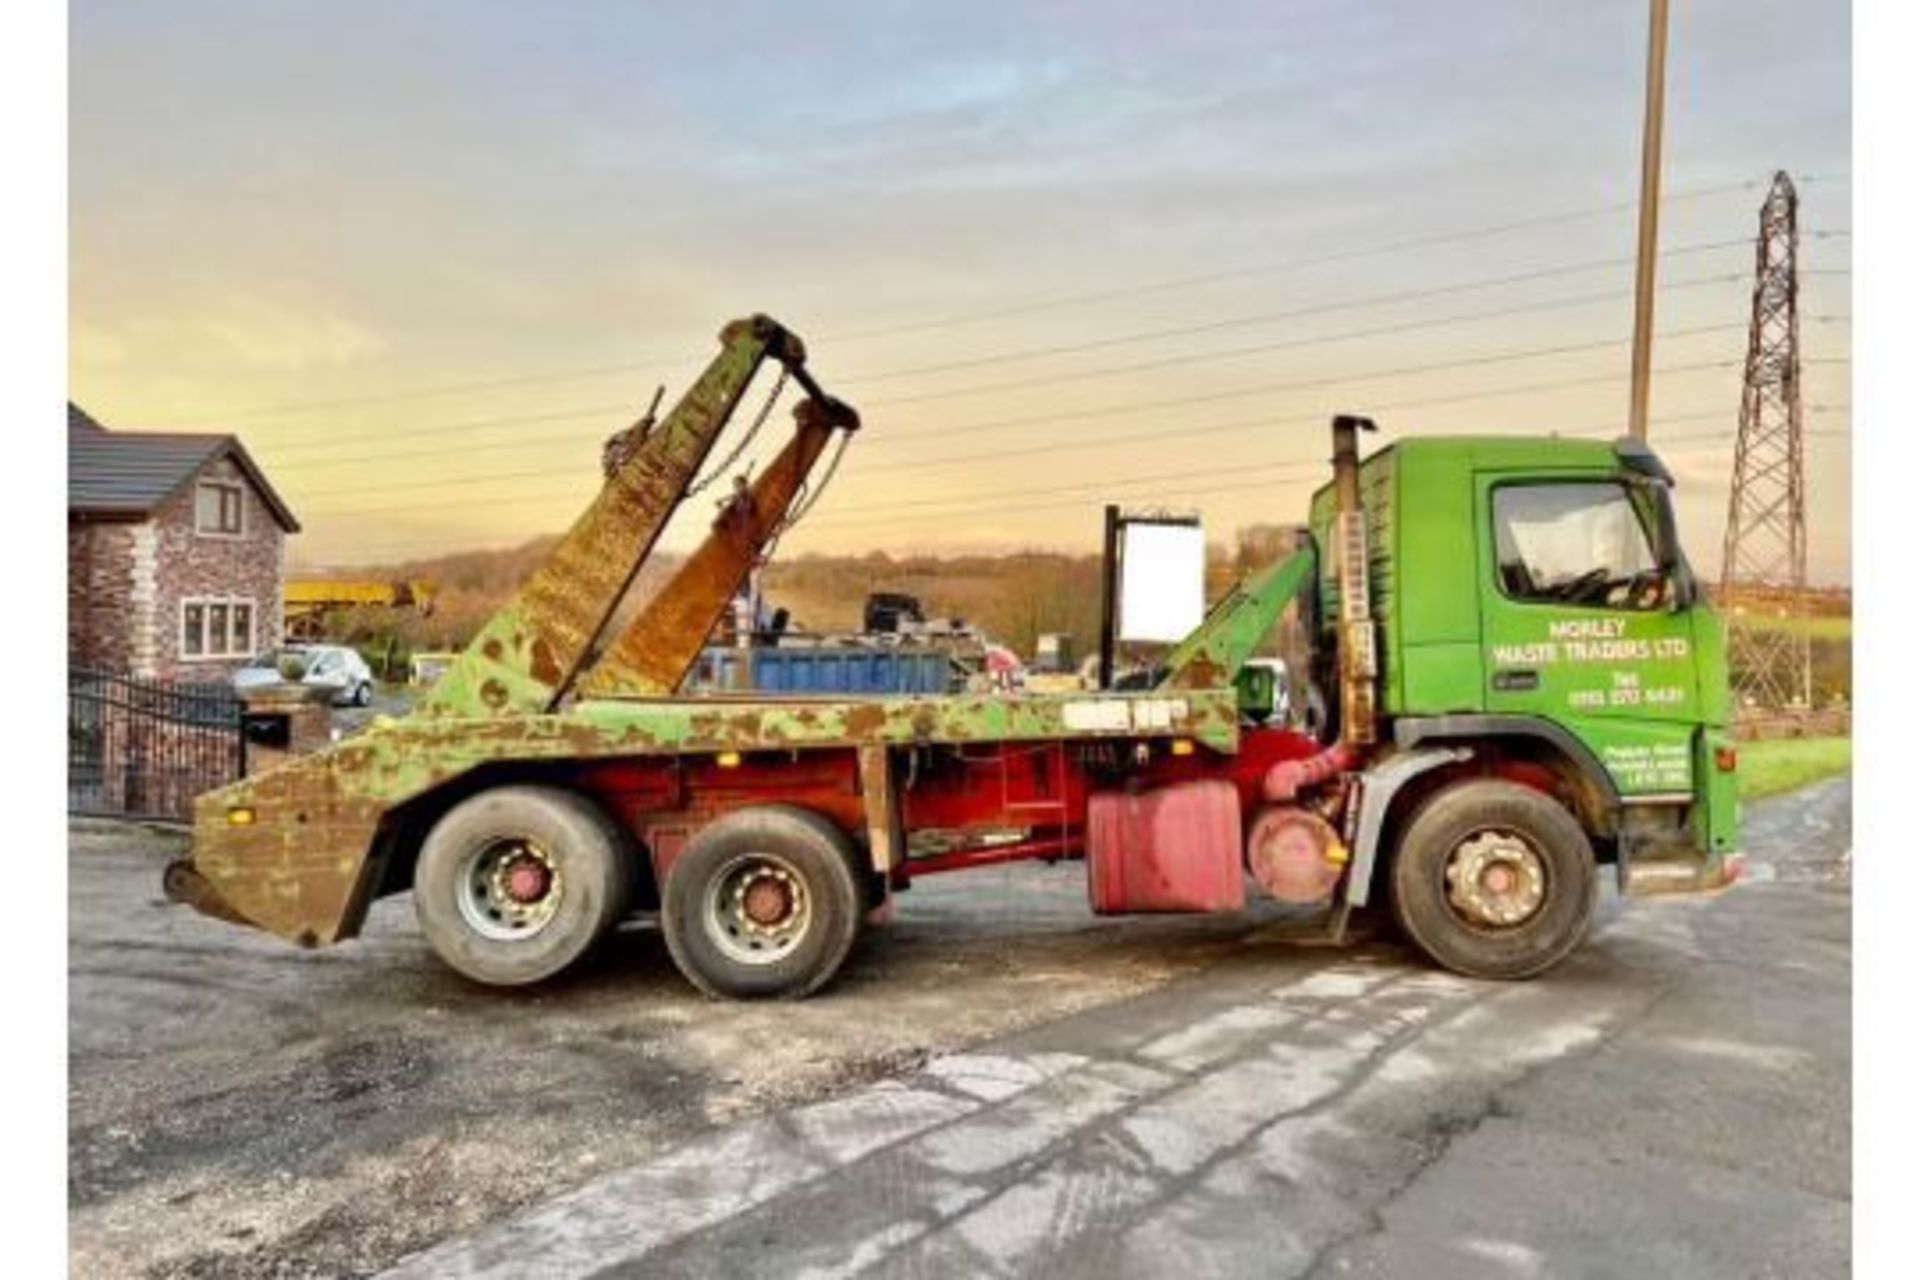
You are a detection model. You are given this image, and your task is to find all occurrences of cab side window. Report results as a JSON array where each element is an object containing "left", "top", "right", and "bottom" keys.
[{"left": 1493, "top": 482, "right": 1663, "bottom": 610}]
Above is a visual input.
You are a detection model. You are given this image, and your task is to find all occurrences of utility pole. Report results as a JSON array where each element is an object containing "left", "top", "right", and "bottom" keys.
[
  {"left": 1627, "top": 0, "right": 1671, "bottom": 442},
  {"left": 1720, "top": 172, "right": 1811, "bottom": 713}
]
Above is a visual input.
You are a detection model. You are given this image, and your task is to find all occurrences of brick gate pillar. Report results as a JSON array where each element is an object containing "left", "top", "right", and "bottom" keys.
[{"left": 239, "top": 684, "right": 335, "bottom": 776}]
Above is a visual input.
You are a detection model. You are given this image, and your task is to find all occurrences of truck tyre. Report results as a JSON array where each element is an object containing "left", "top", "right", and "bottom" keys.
[
  {"left": 1388, "top": 779, "right": 1596, "bottom": 981},
  {"left": 413, "top": 785, "right": 633, "bottom": 987},
  {"left": 662, "top": 805, "right": 864, "bottom": 1000}
]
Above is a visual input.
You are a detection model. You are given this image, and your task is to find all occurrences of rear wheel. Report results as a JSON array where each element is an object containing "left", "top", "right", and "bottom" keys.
[
  {"left": 414, "top": 785, "right": 633, "bottom": 986},
  {"left": 1388, "top": 779, "right": 1596, "bottom": 980},
  {"left": 662, "top": 806, "right": 864, "bottom": 1000}
]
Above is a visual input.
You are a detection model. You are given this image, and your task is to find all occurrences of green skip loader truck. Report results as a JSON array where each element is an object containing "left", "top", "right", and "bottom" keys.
[{"left": 166, "top": 316, "right": 1741, "bottom": 998}]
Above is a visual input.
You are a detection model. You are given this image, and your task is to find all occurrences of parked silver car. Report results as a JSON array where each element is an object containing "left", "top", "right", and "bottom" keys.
[{"left": 232, "top": 644, "right": 375, "bottom": 707}]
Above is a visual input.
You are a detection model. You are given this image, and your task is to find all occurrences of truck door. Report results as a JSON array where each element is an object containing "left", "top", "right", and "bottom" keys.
[{"left": 1476, "top": 475, "right": 1702, "bottom": 798}]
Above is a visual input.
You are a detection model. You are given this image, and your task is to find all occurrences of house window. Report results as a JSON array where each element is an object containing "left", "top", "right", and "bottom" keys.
[
  {"left": 181, "top": 597, "right": 256, "bottom": 660},
  {"left": 195, "top": 482, "right": 245, "bottom": 536}
]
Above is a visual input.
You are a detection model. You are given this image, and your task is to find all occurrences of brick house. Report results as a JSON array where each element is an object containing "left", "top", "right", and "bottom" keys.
[{"left": 68, "top": 403, "right": 301, "bottom": 681}]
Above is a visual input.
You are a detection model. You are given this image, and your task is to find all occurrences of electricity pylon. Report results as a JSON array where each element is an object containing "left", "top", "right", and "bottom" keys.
[{"left": 1718, "top": 171, "right": 1811, "bottom": 712}]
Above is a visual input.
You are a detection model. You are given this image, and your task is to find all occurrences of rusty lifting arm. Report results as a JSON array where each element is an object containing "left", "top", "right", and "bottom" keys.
[
  {"left": 1154, "top": 548, "right": 1318, "bottom": 692},
  {"left": 418, "top": 315, "right": 853, "bottom": 719},
  {"left": 576, "top": 389, "right": 860, "bottom": 699}
]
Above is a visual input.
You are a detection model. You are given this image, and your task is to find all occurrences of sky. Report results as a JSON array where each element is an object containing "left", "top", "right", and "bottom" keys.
[{"left": 69, "top": 0, "right": 1852, "bottom": 581}]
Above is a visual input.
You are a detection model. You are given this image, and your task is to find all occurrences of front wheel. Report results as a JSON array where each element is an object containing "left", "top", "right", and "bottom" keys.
[
  {"left": 352, "top": 681, "right": 373, "bottom": 707},
  {"left": 1388, "top": 779, "right": 1596, "bottom": 980},
  {"left": 662, "top": 806, "right": 864, "bottom": 1000},
  {"left": 413, "top": 785, "right": 633, "bottom": 986}
]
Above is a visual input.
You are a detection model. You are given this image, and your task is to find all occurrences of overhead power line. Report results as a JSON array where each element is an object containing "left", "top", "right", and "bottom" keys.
[
  {"left": 832, "top": 322, "right": 1755, "bottom": 443},
  {"left": 333, "top": 317, "right": 1802, "bottom": 507},
  {"left": 327, "top": 408, "right": 1851, "bottom": 562},
  {"left": 242, "top": 238, "right": 1798, "bottom": 460},
  {"left": 788, "top": 423, "right": 1853, "bottom": 534},
  {"left": 273, "top": 265, "right": 1757, "bottom": 474},
  {"left": 144, "top": 177, "right": 1835, "bottom": 426},
  {"left": 860, "top": 275, "right": 1752, "bottom": 409},
  {"left": 287, "top": 325, "right": 1756, "bottom": 506},
  {"left": 849, "top": 231, "right": 1846, "bottom": 387},
  {"left": 802, "top": 417, "right": 1854, "bottom": 530},
  {"left": 816, "top": 178, "right": 1775, "bottom": 342},
  {"left": 282, "top": 343, "right": 1852, "bottom": 497},
  {"left": 225, "top": 247, "right": 1852, "bottom": 465},
  {"left": 295, "top": 357, "right": 1854, "bottom": 524}
]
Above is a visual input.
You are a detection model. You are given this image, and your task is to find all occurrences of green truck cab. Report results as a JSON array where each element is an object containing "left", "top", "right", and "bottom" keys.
[{"left": 1308, "top": 433, "right": 1740, "bottom": 910}]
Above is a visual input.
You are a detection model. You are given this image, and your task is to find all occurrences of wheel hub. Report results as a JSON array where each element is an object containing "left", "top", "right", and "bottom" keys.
[
  {"left": 502, "top": 855, "right": 553, "bottom": 905},
  {"left": 740, "top": 873, "right": 795, "bottom": 928},
  {"left": 457, "top": 839, "right": 564, "bottom": 940},
  {"left": 706, "top": 855, "right": 811, "bottom": 965},
  {"left": 1445, "top": 830, "right": 1547, "bottom": 929}
]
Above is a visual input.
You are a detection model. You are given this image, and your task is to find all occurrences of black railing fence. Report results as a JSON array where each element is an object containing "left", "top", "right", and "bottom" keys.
[{"left": 68, "top": 670, "right": 244, "bottom": 822}]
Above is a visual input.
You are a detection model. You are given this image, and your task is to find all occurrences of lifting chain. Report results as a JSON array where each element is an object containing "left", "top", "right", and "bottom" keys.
[
  {"left": 687, "top": 367, "right": 789, "bottom": 497},
  {"left": 783, "top": 427, "right": 851, "bottom": 528},
  {"left": 758, "top": 425, "right": 853, "bottom": 567}
]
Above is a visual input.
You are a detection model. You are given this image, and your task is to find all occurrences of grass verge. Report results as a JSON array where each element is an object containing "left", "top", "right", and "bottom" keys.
[
  {"left": 1729, "top": 614, "right": 1852, "bottom": 641},
  {"left": 1738, "top": 736, "right": 1852, "bottom": 801}
]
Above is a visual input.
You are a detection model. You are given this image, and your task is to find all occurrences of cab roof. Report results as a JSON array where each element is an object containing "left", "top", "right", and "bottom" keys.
[
  {"left": 1361, "top": 434, "right": 1641, "bottom": 474},
  {"left": 1309, "top": 433, "right": 1671, "bottom": 514}
]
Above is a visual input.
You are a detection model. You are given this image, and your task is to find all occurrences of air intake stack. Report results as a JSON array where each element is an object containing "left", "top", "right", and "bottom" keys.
[{"left": 1330, "top": 414, "right": 1379, "bottom": 746}]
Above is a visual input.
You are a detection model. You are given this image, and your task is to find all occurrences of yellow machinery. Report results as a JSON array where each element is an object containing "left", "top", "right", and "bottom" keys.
[{"left": 283, "top": 579, "right": 437, "bottom": 642}]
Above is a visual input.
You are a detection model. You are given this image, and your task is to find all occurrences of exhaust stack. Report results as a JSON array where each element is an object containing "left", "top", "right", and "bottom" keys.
[{"left": 1330, "top": 414, "right": 1379, "bottom": 746}]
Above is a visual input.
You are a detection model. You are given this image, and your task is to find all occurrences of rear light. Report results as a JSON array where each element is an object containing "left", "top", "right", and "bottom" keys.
[{"left": 1715, "top": 746, "right": 1738, "bottom": 773}]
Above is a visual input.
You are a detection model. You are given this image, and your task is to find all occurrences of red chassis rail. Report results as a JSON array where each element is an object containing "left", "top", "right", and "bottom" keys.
[{"left": 559, "top": 724, "right": 1328, "bottom": 891}]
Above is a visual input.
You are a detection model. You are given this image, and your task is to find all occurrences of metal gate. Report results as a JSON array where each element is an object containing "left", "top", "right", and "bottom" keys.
[{"left": 68, "top": 670, "right": 244, "bottom": 822}]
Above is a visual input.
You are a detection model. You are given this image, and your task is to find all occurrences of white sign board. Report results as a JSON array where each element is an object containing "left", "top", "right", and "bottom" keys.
[{"left": 1118, "top": 520, "right": 1205, "bottom": 643}]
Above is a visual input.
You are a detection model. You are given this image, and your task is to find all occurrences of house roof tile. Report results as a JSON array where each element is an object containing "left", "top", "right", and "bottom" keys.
[{"left": 67, "top": 403, "right": 301, "bottom": 532}]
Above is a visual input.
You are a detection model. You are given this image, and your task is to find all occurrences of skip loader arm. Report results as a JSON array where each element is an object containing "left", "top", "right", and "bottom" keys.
[
  {"left": 1156, "top": 546, "right": 1318, "bottom": 691},
  {"left": 168, "top": 315, "right": 859, "bottom": 948},
  {"left": 420, "top": 314, "right": 842, "bottom": 719},
  {"left": 576, "top": 392, "right": 860, "bottom": 697}
]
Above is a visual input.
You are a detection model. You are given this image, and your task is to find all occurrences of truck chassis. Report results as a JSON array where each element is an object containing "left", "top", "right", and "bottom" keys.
[{"left": 168, "top": 316, "right": 1738, "bottom": 998}]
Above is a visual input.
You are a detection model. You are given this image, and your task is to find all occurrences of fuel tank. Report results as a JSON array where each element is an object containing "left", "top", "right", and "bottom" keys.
[{"left": 1086, "top": 780, "right": 1245, "bottom": 914}]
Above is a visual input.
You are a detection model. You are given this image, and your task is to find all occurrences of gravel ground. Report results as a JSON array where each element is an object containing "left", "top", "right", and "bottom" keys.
[
  {"left": 68, "top": 823, "right": 1295, "bottom": 1278},
  {"left": 68, "top": 777, "right": 1848, "bottom": 1278}
]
